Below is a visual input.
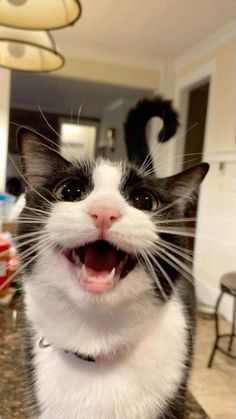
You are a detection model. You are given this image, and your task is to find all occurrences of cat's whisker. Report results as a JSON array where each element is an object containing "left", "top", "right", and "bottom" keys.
[
  {"left": 15, "top": 233, "right": 55, "bottom": 252},
  {"left": 0, "top": 217, "right": 47, "bottom": 225},
  {"left": 13, "top": 231, "right": 45, "bottom": 241},
  {"left": 146, "top": 151, "right": 204, "bottom": 176},
  {"left": 155, "top": 227, "right": 236, "bottom": 247},
  {"left": 156, "top": 157, "right": 199, "bottom": 174},
  {"left": 144, "top": 154, "right": 200, "bottom": 177},
  {"left": 16, "top": 214, "right": 47, "bottom": 220},
  {"left": 70, "top": 107, "right": 74, "bottom": 124},
  {"left": 37, "top": 103, "right": 61, "bottom": 138},
  {"left": 156, "top": 227, "right": 195, "bottom": 236},
  {"left": 157, "top": 239, "right": 193, "bottom": 255},
  {"left": 3, "top": 242, "right": 55, "bottom": 290},
  {"left": 153, "top": 216, "right": 197, "bottom": 224},
  {"left": 139, "top": 121, "right": 167, "bottom": 174},
  {"left": 153, "top": 247, "right": 194, "bottom": 287},
  {"left": 77, "top": 101, "right": 85, "bottom": 125},
  {"left": 17, "top": 246, "right": 46, "bottom": 265},
  {"left": 139, "top": 129, "right": 162, "bottom": 171},
  {"left": 41, "top": 101, "right": 86, "bottom": 168},
  {"left": 33, "top": 141, "right": 67, "bottom": 163},
  {"left": 146, "top": 250, "right": 177, "bottom": 296},
  {"left": 15, "top": 232, "right": 54, "bottom": 255},
  {"left": 17, "top": 237, "right": 56, "bottom": 265},
  {"left": 154, "top": 197, "right": 186, "bottom": 215},
  {"left": 23, "top": 206, "right": 51, "bottom": 216},
  {"left": 153, "top": 243, "right": 232, "bottom": 296},
  {"left": 0, "top": 217, "right": 42, "bottom": 223},
  {"left": 139, "top": 128, "right": 165, "bottom": 174},
  {"left": 0, "top": 231, "right": 47, "bottom": 258},
  {"left": 0, "top": 243, "right": 48, "bottom": 276},
  {"left": 10, "top": 121, "right": 61, "bottom": 152},
  {"left": 6, "top": 220, "right": 47, "bottom": 225},
  {"left": 8, "top": 154, "right": 52, "bottom": 207},
  {"left": 154, "top": 241, "right": 193, "bottom": 263},
  {"left": 0, "top": 236, "right": 56, "bottom": 285},
  {"left": 11, "top": 119, "right": 78, "bottom": 172},
  {"left": 142, "top": 122, "right": 200, "bottom": 176},
  {"left": 138, "top": 251, "right": 168, "bottom": 301},
  {"left": 154, "top": 245, "right": 194, "bottom": 278},
  {"left": 13, "top": 215, "right": 46, "bottom": 221}
]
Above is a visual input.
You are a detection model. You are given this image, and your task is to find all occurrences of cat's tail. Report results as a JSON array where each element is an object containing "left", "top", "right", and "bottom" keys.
[{"left": 124, "top": 96, "right": 179, "bottom": 167}]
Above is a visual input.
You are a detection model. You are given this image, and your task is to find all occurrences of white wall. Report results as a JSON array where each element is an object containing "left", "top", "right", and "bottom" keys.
[
  {"left": 195, "top": 160, "right": 236, "bottom": 321},
  {"left": 0, "top": 68, "right": 11, "bottom": 192},
  {"left": 172, "top": 35, "right": 236, "bottom": 321}
]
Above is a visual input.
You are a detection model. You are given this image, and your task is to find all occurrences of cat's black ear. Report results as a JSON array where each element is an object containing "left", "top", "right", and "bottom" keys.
[
  {"left": 165, "top": 163, "right": 209, "bottom": 203},
  {"left": 17, "top": 127, "right": 68, "bottom": 188}
]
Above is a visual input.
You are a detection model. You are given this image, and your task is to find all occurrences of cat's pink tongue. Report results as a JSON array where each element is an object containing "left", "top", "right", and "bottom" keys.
[
  {"left": 79, "top": 245, "right": 119, "bottom": 293},
  {"left": 84, "top": 245, "right": 118, "bottom": 272}
]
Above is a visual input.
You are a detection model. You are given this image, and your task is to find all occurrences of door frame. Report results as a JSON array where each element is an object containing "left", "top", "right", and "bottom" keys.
[{"left": 173, "top": 60, "right": 215, "bottom": 173}]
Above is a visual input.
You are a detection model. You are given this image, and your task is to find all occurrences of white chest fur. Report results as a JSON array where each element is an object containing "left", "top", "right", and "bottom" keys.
[{"left": 32, "top": 297, "right": 187, "bottom": 419}]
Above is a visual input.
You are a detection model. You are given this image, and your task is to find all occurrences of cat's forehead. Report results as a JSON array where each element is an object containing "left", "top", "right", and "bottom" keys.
[
  {"left": 93, "top": 160, "right": 123, "bottom": 190},
  {"left": 91, "top": 160, "right": 153, "bottom": 192}
]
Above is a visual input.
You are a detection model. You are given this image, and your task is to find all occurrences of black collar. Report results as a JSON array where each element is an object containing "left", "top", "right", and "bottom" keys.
[
  {"left": 40, "top": 337, "right": 117, "bottom": 362},
  {"left": 39, "top": 337, "right": 96, "bottom": 362},
  {"left": 67, "top": 351, "right": 96, "bottom": 362}
]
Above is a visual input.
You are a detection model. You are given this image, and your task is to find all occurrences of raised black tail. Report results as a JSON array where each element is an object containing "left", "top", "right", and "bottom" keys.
[{"left": 124, "top": 96, "right": 179, "bottom": 168}]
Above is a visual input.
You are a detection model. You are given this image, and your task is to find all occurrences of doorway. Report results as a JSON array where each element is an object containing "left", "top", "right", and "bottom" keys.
[
  {"left": 183, "top": 81, "right": 210, "bottom": 170},
  {"left": 181, "top": 80, "right": 210, "bottom": 250}
]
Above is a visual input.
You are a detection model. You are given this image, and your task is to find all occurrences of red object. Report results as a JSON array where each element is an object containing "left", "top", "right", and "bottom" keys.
[{"left": 0, "top": 240, "right": 10, "bottom": 291}]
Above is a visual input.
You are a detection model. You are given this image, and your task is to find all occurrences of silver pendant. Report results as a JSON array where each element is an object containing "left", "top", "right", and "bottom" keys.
[{"left": 39, "top": 337, "right": 51, "bottom": 349}]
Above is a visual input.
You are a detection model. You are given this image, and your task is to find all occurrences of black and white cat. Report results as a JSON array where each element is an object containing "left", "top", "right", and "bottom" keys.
[{"left": 17, "top": 99, "right": 208, "bottom": 419}]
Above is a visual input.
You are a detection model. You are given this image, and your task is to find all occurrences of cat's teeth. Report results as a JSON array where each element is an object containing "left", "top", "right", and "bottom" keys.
[
  {"left": 106, "top": 268, "right": 115, "bottom": 282},
  {"left": 81, "top": 264, "right": 87, "bottom": 280},
  {"left": 72, "top": 250, "right": 81, "bottom": 265},
  {"left": 80, "top": 265, "right": 116, "bottom": 282}
]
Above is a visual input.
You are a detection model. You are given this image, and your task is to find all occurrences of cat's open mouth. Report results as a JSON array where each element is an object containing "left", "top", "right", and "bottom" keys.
[{"left": 60, "top": 240, "right": 136, "bottom": 293}]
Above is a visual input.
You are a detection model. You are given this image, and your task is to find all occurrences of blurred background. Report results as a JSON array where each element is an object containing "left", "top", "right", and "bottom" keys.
[{"left": 0, "top": 1, "right": 235, "bottom": 418}]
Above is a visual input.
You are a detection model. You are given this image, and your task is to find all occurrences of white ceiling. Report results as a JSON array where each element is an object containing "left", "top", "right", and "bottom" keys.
[
  {"left": 54, "top": 0, "right": 236, "bottom": 68},
  {"left": 10, "top": 1, "right": 236, "bottom": 119}
]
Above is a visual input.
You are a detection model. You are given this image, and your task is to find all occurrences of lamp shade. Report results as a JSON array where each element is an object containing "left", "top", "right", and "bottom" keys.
[
  {"left": 0, "top": 0, "right": 81, "bottom": 30},
  {"left": 0, "top": 27, "right": 64, "bottom": 72}
]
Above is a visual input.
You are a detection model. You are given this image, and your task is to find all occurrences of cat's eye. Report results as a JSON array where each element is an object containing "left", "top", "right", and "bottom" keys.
[
  {"left": 54, "top": 181, "right": 84, "bottom": 202},
  {"left": 130, "top": 190, "right": 158, "bottom": 211}
]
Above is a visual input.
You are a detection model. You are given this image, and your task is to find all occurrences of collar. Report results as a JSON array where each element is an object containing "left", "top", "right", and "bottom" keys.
[
  {"left": 68, "top": 351, "right": 96, "bottom": 362},
  {"left": 39, "top": 337, "right": 118, "bottom": 363}
]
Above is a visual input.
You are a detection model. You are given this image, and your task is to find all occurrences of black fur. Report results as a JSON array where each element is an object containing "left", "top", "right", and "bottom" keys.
[{"left": 124, "top": 96, "right": 179, "bottom": 169}]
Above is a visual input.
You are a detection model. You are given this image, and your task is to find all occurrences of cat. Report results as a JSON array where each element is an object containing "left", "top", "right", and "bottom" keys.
[{"left": 17, "top": 98, "right": 209, "bottom": 419}]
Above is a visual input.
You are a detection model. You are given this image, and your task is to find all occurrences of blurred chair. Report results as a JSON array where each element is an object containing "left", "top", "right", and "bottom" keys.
[{"left": 208, "top": 272, "right": 236, "bottom": 367}]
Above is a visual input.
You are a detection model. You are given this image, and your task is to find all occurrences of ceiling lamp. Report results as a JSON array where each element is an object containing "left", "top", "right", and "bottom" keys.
[
  {"left": 0, "top": 27, "right": 64, "bottom": 72},
  {"left": 0, "top": 0, "right": 82, "bottom": 30}
]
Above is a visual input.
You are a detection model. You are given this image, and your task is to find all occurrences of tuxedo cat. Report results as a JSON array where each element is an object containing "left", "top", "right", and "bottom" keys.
[{"left": 17, "top": 99, "right": 208, "bottom": 419}]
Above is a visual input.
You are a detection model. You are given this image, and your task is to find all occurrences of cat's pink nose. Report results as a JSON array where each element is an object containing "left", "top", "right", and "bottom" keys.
[{"left": 88, "top": 206, "right": 121, "bottom": 231}]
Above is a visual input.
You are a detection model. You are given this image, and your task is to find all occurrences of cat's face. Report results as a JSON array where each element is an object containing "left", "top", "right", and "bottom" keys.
[{"left": 17, "top": 129, "right": 208, "bottom": 353}]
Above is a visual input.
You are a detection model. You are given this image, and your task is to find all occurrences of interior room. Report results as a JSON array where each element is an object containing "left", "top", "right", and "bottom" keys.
[{"left": 0, "top": 1, "right": 235, "bottom": 418}]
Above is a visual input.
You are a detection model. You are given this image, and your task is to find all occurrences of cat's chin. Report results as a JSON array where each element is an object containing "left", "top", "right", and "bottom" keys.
[{"left": 57, "top": 240, "right": 137, "bottom": 294}]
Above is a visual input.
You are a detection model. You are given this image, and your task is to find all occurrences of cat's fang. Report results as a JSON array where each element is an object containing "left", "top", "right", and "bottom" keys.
[
  {"left": 81, "top": 264, "right": 87, "bottom": 280},
  {"left": 107, "top": 267, "right": 116, "bottom": 281},
  {"left": 79, "top": 265, "right": 118, "bottom": 293},
  {"left": 80, "top": 264, "right": 116, "bottom": 283},
  {"left": 71, "top": 250, "right": 81, "bottom": 265}
]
